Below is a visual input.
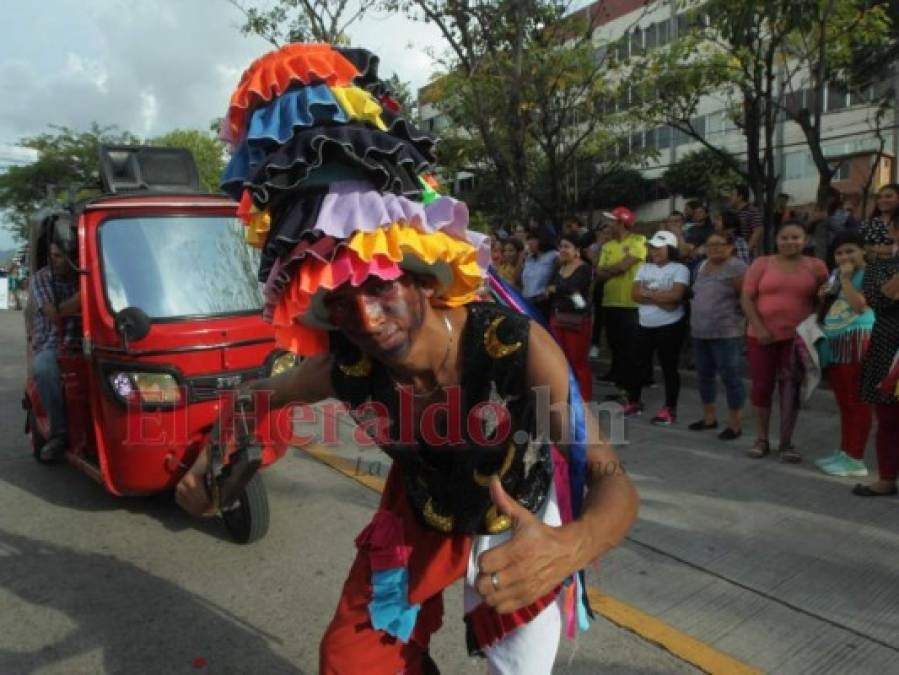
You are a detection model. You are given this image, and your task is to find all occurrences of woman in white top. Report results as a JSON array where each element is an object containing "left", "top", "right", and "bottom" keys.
[{"left": 625, "top": 230, "right": 691, "bottom": 425}]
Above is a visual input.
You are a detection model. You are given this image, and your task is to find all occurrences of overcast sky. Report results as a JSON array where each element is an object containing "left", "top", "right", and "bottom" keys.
[{"left": 0, "top": 0, "right": 446, "bottom": 249}]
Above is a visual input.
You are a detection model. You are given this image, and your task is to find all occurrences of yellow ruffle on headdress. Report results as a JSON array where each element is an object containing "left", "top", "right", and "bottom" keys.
[
  {"left": 348, "top": 223, "right": 484, "bottom": 308},
  {"left": 329, "top": 86, "right": 387, "bottom": 131}
]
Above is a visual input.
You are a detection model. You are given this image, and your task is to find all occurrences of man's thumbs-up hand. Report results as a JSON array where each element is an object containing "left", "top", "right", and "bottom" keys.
[{"left": 475, "top": 476, "right": 579, "bottom": 614}]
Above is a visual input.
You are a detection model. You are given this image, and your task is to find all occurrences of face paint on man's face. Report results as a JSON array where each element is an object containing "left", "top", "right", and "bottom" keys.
[{"left": 324, "top": 275, "right": 428, "bottom": 360}]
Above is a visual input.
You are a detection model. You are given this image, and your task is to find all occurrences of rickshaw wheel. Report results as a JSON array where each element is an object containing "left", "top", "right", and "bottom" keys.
[
  {"left": 28, "top": 411, "right": 51, "bottom": 464},
  {"left": 222, "top": 472, "right": 270, "bottom": 544}
]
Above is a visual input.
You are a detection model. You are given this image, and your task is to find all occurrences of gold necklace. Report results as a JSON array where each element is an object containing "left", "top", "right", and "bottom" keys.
[{"left": 391, "top": 314, "right": 454, "bottom": 399}]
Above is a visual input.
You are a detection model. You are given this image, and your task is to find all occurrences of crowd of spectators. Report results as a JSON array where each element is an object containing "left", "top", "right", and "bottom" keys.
[{"left": 488, "top": 183, "right": 899, "bottom": 498}]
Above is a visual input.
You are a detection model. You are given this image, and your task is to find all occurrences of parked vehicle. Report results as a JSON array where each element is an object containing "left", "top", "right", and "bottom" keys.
[{"left": 23, "top": 146, "right": 294, "bottom": 543}]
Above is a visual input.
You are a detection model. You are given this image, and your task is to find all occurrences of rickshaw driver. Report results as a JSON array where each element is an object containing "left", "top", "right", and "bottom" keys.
[
  {"left": 176, "top": 271, "right": 640, "bottom": 673},
  {"left": 30, "top": 241, "right": 81, "bottom": 462}
]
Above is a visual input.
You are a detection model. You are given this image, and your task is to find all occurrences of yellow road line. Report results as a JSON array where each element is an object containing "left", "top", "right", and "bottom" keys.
[{"left": 297, "top": 442, "right": 764, "bottom": 675}]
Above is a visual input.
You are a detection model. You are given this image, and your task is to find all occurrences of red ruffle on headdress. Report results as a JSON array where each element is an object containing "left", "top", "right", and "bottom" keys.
[{"left": 222, "top": 43, "right": 359, "bottom": 146}]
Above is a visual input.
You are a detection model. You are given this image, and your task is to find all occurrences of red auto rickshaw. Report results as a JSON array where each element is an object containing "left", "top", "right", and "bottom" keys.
[{"left": 23, "top": 145, "right": 295, "bottom": 543}]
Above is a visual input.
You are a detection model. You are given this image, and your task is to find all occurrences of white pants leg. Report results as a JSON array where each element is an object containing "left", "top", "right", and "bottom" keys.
[{"left": 464, "top": 483, "right": 563, "bottom": 674}]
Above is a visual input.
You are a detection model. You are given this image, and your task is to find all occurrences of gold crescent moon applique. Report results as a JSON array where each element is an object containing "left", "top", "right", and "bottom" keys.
[
  {"left": 484, "top": 505, "right": 512, "bottom": 533},
  {"left": 338, "top": 354, "right": 372, "bottom": 377},
  {"left": 422, "top": 499, "right": 454, "bottom": 532},
  {"left": 484, "top": 317, "right": 522, "bottom": 359},
  {"left": 473, "top": 443, "right": 516, "bottom": 487}
]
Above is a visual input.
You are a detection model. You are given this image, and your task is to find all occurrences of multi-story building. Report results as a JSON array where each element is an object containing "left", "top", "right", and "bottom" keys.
[
  {"left": 585, "top": 0, "right": 897, "bottom": 221},
  {"left": 419, "top": 0, "right": 898, "bottom": 222}
]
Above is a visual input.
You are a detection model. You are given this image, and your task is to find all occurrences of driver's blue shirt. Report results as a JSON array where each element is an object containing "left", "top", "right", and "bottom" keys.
[{"left": 30, "top": 266, "right": 81, "bottom": 355}]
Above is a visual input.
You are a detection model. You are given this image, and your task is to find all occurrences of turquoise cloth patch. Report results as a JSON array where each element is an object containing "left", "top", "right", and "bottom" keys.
[{"left": 369, "top": 568, "right": 421, "bottom": 643}]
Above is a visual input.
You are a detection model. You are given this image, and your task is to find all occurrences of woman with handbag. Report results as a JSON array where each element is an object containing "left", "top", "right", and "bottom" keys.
[
  {"left": 625, "top": 231, "right": 691, "bottom": 425},
  {"left": 547, "top": 234, "right": 594, "bottom": 401}
]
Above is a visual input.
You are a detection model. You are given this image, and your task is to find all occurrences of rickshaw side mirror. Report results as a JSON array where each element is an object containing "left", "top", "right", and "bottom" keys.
[{"left": 114, "top": 307, "right": 151, "bottom": 344}]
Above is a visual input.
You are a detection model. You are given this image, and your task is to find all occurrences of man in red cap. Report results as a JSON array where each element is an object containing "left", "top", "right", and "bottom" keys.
[{"left": 595, "top": 207, "right": 647, "bottom": 399}]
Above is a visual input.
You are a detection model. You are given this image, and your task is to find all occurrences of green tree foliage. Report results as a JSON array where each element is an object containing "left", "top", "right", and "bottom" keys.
[
  {"left": 151, "top": 129, "right": 226, "bottom": 194},
  {"left": 663, "top": 148, "right": 742, "bottom": 204},
  {"left": 778, "top": 0, "right": 893, "bottom": 202},
  {"left": 0, "top": 124, "right": 139, "bottom": 241},
  {"left": 227, "top": 0, "right": 379, "bottom": 45},
  {"left": 632, "top": 0, "right": 894, "bottom": 247},
  {"left": 393, "top": 0, "right": 632, "bottom": 226},
  {"left": 0, "top": 125, "right": 226, "bottom": 243}
]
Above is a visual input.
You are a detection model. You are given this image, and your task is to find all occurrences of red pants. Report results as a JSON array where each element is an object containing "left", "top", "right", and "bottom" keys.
[
  {"left": 827, "top": 363, "right": 873, "bottom": 460},
  {"left": 320, "top": 468, "right": 471, "bottom": 674},
  {"left": 875, "top": 403, "right": 899, "bottom": 482},
  {"left": 549, "top": 316, "right": 593, "bottom": 402},
  {"left": 747, "top": 337, "right": 803, "bottom": 444}
]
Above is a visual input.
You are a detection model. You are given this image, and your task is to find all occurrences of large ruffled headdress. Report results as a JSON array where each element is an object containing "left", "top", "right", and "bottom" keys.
[{"left": 220, "top": 43, "right": 489, "bottom": 356}]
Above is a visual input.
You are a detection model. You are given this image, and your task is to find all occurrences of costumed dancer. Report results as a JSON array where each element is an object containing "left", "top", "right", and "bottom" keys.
[{"left": 176, "top": 43, "right": 638, "bottom": 673}]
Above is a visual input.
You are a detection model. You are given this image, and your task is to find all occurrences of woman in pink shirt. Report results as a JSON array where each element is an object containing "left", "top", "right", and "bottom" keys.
[{"left": 741, "top": 221, "right": 828, "bottom": 462}]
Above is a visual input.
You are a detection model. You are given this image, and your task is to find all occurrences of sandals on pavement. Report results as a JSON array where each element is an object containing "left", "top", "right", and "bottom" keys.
[
  {"left": 851, "top": 484, "right": 898, "bottom": 497},
  {"left": 747, "top": 439, "right": 770, "bottom": 459},
  {"left": 688, "top": 420, "right": 718, "bottom": 431},
  {"left": 718, "top": 428, "right": 742, "bottom": 441},
  {"left": 779, "top": 443, "right": 802, "bottom": 464}
]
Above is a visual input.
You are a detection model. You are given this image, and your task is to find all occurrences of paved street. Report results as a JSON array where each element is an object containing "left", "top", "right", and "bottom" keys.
[{"left": 0, "top": 307, "right": 897, "bottom": 674}]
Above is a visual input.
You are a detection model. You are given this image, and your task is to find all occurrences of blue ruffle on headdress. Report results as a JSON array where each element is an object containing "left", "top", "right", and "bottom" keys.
[{"left": 246, "top": 84, "right": 348, "bottom": 146}]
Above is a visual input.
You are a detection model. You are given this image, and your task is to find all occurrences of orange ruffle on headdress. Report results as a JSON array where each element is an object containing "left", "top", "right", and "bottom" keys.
[
  {"left": 347, "top": 224, "right": 484, "bottom": 308},
  {"left": 223, "top": 43, "right": 359, "bottom": 146},
  {"left": 271, "top": 248, "right": 404, "bottom": 356}
]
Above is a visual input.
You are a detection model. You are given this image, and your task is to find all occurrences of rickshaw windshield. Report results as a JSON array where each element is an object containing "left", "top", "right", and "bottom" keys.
[{"left": 100, "top": 215, "right": 262, "bottom": 320}]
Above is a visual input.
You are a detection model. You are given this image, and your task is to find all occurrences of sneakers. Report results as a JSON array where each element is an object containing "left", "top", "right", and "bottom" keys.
[
  {"left": 651, "top": 407, "right": 676, "bottom": 426},
  {"left": 814, "top": 450, "right": 842, "bottom": 468},
  {"left": 817, "top": 451, "right": 868, "bottom": 477},
  {"left": 622, "top": 402, "right": 643, "bottom": 417}
]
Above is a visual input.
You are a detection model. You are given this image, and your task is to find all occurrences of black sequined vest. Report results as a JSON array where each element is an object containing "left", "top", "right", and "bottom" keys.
[{"left": 330, "top": 302, "right": 553, "bottom": 534}]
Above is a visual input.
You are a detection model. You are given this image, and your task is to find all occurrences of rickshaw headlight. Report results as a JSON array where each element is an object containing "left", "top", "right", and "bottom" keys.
[
  {"left": 269, "top": 352, "right": 298, "bottom": 377},
  {"left": 109, "top": 371, "right": 182, "bottom": 405}
]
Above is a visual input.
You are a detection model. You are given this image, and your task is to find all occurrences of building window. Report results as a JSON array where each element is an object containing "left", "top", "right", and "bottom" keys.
[
  {"left": 657, "top": 125, "right": 672, "bottom": 150},
  {"left": 826, "top": 83, "right": 849, "bottom": 112},
  {"left": 615, "top": 34, "right": 630, "bottom": 62},
  {"left": 630, "top": 29, "right": 644, "bottom": 57},
  {"left": 630, "top": 131, "right": 644, "bottom": 152},
  {"left": 689, "top": 115, "right": 706, "bottom": 139},
  {"left": 657, "top": 19, "right": 671, "bottom": 46},
  {"left": 831, "top": 161, "right": 850, "bottom": 181},
  {"left": 784, "top": 88, "right": 807, "bottom": 117},
  {"left": 644, "top": 23, "right": 657, "bottom": 50},
  {"left": 644, "top": 127, "right": 657, "bottom": 150}
]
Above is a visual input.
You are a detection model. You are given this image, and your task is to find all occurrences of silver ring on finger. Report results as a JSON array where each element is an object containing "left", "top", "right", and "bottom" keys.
[{"left": 490, "top": 572, "right": 500, "bottom": 592}]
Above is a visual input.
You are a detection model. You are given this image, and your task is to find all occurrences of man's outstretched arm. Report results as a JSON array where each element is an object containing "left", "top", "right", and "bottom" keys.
[{"left": 175, "top": 353, "right": 336, "bottom": 516}]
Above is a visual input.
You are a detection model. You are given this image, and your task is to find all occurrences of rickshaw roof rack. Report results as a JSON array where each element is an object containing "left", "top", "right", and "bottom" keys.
[{"left": 99, "top": 145, "right": 201, "bottom": 195}]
